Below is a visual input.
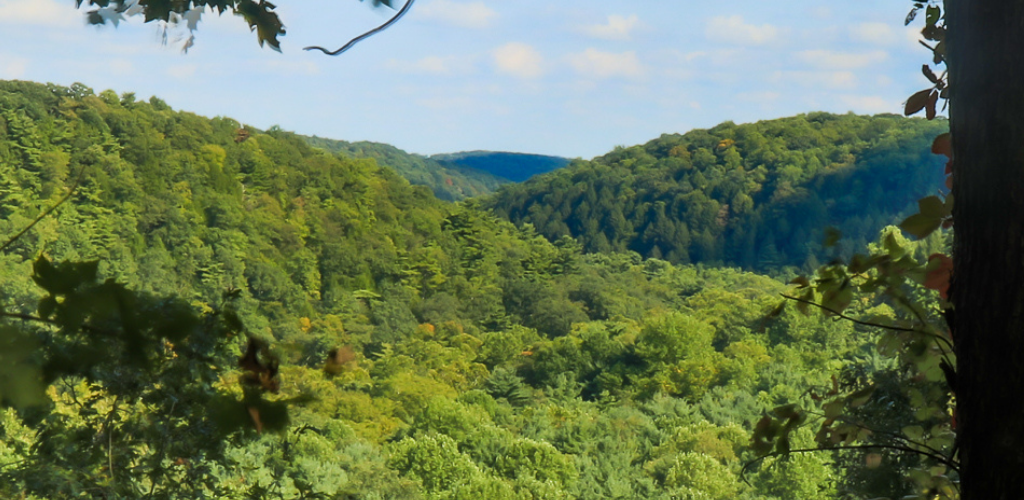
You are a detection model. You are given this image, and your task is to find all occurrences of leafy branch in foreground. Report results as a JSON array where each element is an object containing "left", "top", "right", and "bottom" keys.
[
  {"left": 75, "top": 0, "right": 411, "bottom": 53},
  {"left": 752, "top": 226, "right": 957, "bottom": 498},
  {"left": 0, "top": 255, "right": 302, "bottom": 496}
]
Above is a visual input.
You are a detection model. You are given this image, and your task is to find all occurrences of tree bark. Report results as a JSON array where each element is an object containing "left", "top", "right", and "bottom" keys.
[{"left": 948, "top": 0, "right": 1024, "bottom": 498}]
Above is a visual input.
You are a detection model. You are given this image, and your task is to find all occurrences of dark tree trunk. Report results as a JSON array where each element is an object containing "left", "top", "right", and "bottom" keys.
[{"left": 947, "top": 0, "right": 1024, "bottom": 498}]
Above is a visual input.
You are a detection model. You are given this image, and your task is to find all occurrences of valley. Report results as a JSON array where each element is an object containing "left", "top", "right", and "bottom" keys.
[{"left": 0, "top": 80, "right": 948, "bottom": 499}]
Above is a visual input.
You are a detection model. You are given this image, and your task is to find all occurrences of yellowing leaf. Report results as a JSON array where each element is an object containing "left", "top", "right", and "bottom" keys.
[{"left": 865, "top": 453, "right": 883, "bottom": 469}]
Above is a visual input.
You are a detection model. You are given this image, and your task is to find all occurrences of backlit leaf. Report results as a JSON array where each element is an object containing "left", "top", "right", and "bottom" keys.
[
  {"left": 900, "top": 213, "right": 942, "bottom": 239},
  {"left": 931, "top": 132, "right": 951, "bottom": 158},
  {"left": 918, "top": 195, "right": 948, "bottom": 218},
  {"left": 904, "top": 89, "right": 933, "bottom": 116}
]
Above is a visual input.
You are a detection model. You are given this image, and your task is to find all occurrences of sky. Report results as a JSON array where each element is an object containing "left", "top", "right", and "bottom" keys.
[{"left": 0, "top": 0, "right": 935, "bottom": 159}]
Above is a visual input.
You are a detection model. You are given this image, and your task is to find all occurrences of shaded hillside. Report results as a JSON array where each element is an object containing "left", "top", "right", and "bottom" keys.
[
  {"left": 0, "top": 81, "right": 918, "bottom": 499},
  {"left": 431, "top": 150, "right": 570, "bottom": 182},
  {"left": 305, "top": 136, "right": 508, "bottom": 201},
  {"left": 483, "top": 113, "right": 948, "bottom": 270}
]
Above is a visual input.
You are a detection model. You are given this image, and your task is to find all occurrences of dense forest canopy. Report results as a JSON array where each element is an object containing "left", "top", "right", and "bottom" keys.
[
  {"left": 0, "top": 80, "right": 947, "bottom": 498},
  {"left": 430, "top": 151, "right": 571, "bottom": 183},
  {"left": 304, "top": 136, "right": 509, "bottom": 201},
  {"left": 483, "top": 113, "right": 948, "bottom": 271}
]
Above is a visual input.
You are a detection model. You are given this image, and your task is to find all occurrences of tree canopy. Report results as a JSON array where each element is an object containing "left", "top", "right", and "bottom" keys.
[
  {"left": 0, "top": 80, "right": 929, "bottom": 498},
  {"left": 483, "top": 113, "right": 947, "bottom": 271}
]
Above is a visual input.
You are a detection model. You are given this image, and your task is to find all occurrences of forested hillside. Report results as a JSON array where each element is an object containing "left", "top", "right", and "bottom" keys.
[
  {"left": 0, "top": 80, "right": 934, "bottom": 499},
  {"left": 305, "top": 136, "right": 508, "bottom": 201},
  {"left": 483, "top": 113, "right": 948, "bottom": 271},
  {"left": 431, "top": 150, "right": 570, "bottom": 183}
]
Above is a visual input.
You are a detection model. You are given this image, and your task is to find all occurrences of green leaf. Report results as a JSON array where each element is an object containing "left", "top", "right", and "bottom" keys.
[
  {"left": 902, "top": 425, "right": 925, "bottom": 442},
  {"left": 773, "top": 403, "right": 799, "bottom": 419},
  {"left": 823, "top": 400, "right": 845, "bottom": 419},
  {"left": 877, "top": 332, "right": 901, "bottom": 357},
  {"left": 917, "top": 195, "right": 948, "bottom": 218},
  {"left": 236, "top": 0, "right": 287, "bottom": 52},
  {"left": 775, "top": 435, "right": 791, "bottom": 454},
  {"left": 900, "top": 213, "right": 942, "bottom": 239},
  {"left": 848, "top": 386, "right": 875, "bottom": 408},
  {"left": 37, "top": 296, "right": 57, "bottom": 319},
  {"left": 822, "top": 280, "right": 853, "bottom": 313},
  {"left": 0, "top": 326, "right": 47, "bottom": 408},
  {"left": 883, "top": 231, "right": 907, "bottom": 258}
]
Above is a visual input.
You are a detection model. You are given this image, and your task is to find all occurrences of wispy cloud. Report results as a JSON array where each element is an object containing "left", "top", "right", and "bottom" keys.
[
  {"left": 579, "top": 14, "right": 640, "bottom": 41},
  {"left": 493, "top": 42, "right": 544, "bottom": 79},
  {"left": 418, "top": 0, "right": 496, "bottom": 29},
  {"left": 568, "top": 49, "right": 644, "bottom": 79},
  {"left": 797, "top": 49, "right": 888, "bottom": 70},
  {"left": 705, "top": 15, "right": 780, "bottom": 45}
]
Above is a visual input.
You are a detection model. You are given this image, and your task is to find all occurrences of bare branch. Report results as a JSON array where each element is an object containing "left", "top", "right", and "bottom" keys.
[{"left": 304, "top": 0, "right": 415, "bottom": 56}]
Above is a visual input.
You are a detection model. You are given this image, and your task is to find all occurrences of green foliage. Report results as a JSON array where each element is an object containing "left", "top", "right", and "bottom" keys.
[
  {"left": 306, "top": 137, "right": 509, "bottom": 201},
  {"left": 0, "top": 80, "right": 916, "bottom": 498},
  {"left": 77, "top": 0, "right": 287, "bottom": 51},
  {"left": 751, "top": 227, "right": 956, "bottom": 499},
  {"left": 430, "top": 150, "right": 571, "bottom": 183},
  {"left": 484, "top": 113, "right": 948, "bottom": 271}
]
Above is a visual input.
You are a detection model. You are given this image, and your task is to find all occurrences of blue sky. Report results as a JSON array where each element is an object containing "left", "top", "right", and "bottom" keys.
[{"left": 0, "top": 0, "right": 933, "bottom": 159}]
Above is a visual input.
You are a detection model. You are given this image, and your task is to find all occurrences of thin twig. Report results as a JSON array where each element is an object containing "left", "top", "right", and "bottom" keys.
[
  {"left": 0, "top": 459, "right": 25, "bottom": 471},
  {"left": 304, "top": 0, "right": 414, "bottom": 56},
  {"left": 781, "top": 293, "right": 954, "bottom": 352},
  {"left": 0, "top": 312, "right": 57, "bottom": 325},
  {"left": 741, "top": 443, "right": 959, "bottom": 485},
  {"left": 804, "top": 408, "right": 953, "bottom": 466},
  {"left": 0, "top": 164, "right": 87, "bottom": 254}
]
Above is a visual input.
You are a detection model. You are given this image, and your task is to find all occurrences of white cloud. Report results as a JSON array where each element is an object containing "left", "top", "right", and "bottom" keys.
[
  {"left": 706, "top": 15, "right": 779, "bottom": 45},
  {"left": 419, "top": 0, "right": 496, "bottom": 29},
  {"left": 568, "top": 48, "right": 644, "bottom": 79},
  {"left": 0, "top": 0, "right": 80, "bottom": 27},
  {"left": 797, "top": 50, "right": 888, "bottom": 70},
  {"left": 579, "top": 14, "right": 640, "bottom": 41},
  {"left": 850, "top": 22, "right": 898, "bottom": 45},
  {"left": 386, "top": 55, "right": 475, "bottom": 76},
  {"left": 493, "top": 42, "right": 544, "bottom": 79},
  {"left": 840, "top": 95, "right": 897, "bottom": 113}
]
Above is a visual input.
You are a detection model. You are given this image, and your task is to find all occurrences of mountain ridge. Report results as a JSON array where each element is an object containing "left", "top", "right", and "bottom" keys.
[{"left": 481, "top": 112, "right": 948, "bottom": 271}]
